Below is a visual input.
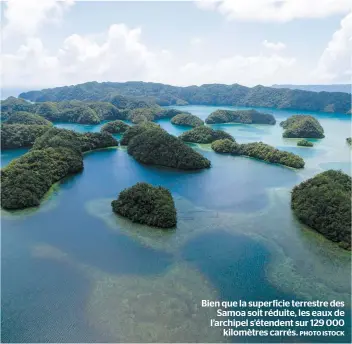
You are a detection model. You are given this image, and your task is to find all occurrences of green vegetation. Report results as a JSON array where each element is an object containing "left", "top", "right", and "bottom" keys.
[
  {"left": 1, "top": 147, "right": 83, "bottom": 210},
  {"left": 1, "top": 124, "right": 50, "bottom": 149},
  {"left": 291, "top": 170, "right": 351, "bottom": 250},
  {"left": 6, "top": 111, "right": 53, "bottom": 126},
  {"left": 205, "top": 109, "right": 276, "bottom": 125},
  {"left": 19, "top": 81, "right": 351, "bottom": 114},
  {"left": 297, "top": 139, "right": 313, "bottom": 147},
  {"left": 129, "top": 106, "right": 163, "bottom": 123},
  {"left": 347, "top": 137, "right": 351, "bottom": 145},
  {"left": 101, "top": 120, "right": 130, "bottom": 134},
  {"left": 179, "top": 126, "right": 234, "bottom": 144},
  {"left": 120, "top": 122, "right": 160, "bottom": 145},
  {"left": 127, "top": 125, "right": 211, "bottom": 170},
  {"left": 111, "top": 182, "right": 177, "bottom": 228},
  {"left": 1, "top": 127, "right": 118, "bottom": 210},
  {"left": 0, "top": 96, "right": 35, "bottom": 119},
  {"left": 211, "top": 139, "right": 305, "bottom": 168},
  {"left": 171, "top": 113, "right": 204, "bottom": 127},
  {"left": 32, "top": 127, "right": 118, "bottom": 153},
  {"left": 280, "top": 115, "right": 325, "bottom": 138}
]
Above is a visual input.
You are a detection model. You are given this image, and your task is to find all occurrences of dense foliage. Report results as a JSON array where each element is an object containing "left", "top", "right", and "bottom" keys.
[
  {"left": 179, "top": 126, "right": 234, "bottom": 144},
  {"left": 111, "top": 182, "right": 177, "bottom": 228},
  {"left": 1, "top": 147, "right": 83, "bottom": 210},
  {"left": 347, "top": 137, "right": 351, "bottom": 145},
  {"left": 101, "top": 120, "right": 130, "bottom": 134},
  {"left": 280, "top": 115, "right": 325, "bottom": 138},
  {"left": 120, "top": 122, "right": 160, "bottom": 145},
  {"left": 0, "top": 96, "right": 36, "bottom": 119},
  {"left": 211, "top": 139, "right": 305, "bottom": 168},
  {"left": 297, "top": 139, "right": 313, "bottom": 147},
  {"left": 205, "top": 109, "right": 276, "bottom": 125},
  {"left": 127, "top": 126, "right": 211, "bottom": 170},
  {"left": 291, "top": 170, "right": 351, "bottom": 249},
  {"left": 19, "top": 81, "right": 352, "bottom": 113},
  {"left": 171, "top": 113, "right": 204, "bottom": 127},
  {"left": 1, "top": 124, "right": 50, "bottom": 149},
  {"left": 32, "top": 127, "right": 118, "bottom": 152},
  {"left": 6, "top": 111, "right": 52, "bottom": 126}
]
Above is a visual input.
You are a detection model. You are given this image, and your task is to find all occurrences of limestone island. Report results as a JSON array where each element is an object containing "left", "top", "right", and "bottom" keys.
[
  {"left": 346, "top": 137, "right": 351, "bottom": 145},
  {"left": 1, "top": 124, "right": 51, "bottom": 149},
  {"left": 179, "top": 126, "right": 234, "bottom": 144},
  {"left": 122, "top": 123, "right": 211, "bottom": 169},
  {"left": 291, "top": 170, "right": 351, "bottom": 250},
  {"left": 6, "top": 111, "right": 53, "bottom": 126},
  {"left": 280, "top": 115, "right": 324, "bottom": 138},
  {"left": 101, "top": 120, "right": 130, "bottom": 134},
  {"left": 33, "top": 127, "right": 118, "bottom": 152},
  {"left": 1, "top": 147, "right": 83, "bottom": 210},
  {"left": 297, "top": 139, "right": 313, "bottom": 147},
  {"left": 171, "top": 113, "right": 204, "bottom": 127},
  {"left": 205, "top": 109, "right": 276, "bottom": 125},
  {"left": 211, "top": 139, "right": 305, "bottom": 168},
  {"left": 111, "top": 182, "right": 177, "bottom": 228},
  {"left": 1, "top": 128, "right": 118, "bottom": 210}
]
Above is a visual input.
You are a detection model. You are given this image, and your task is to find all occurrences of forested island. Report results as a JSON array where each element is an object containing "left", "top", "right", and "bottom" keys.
[
  {"left": 123, "top": 123, "right": 211, "bottom": 169},
  {"left": 280, "top": 115, "right": 325, "bottom": 138},
  {"left": 211, "top": 139, "right": 305, "bottom": 168},
  {"left": 120, "top": 122, "right": 160, "bottom": 145},
  {"left": 297, "top": 139, "right": 313, "bottom": 147},
  {"left": 18, "top": 81, "right": 351, "bottom": 114},
  {"left": 6, "top": 111, "right": 53, "bottom": 126},
  {"left": 171, "top": 113, "right": 204, "bottom": 127},
  {"left": 347, "top": 137, "right": 351, "bottom": 145},
  {"left": 101, "top": 120, "right": 130, "bottom": 134},
  {"left": 1, "top": 147, "right": 83, "bottom": 209},
  {"left": 1, "top": 124, "right": 51, "bottom": 149},
  {"left": 291, "top": 170, "right": 351, "bottom": 250},
  {"left": 1, "top": 128, "right": 118, "bottom": 210},
  {"left": 205, "top": 109, "right": 276, "bottom": 125},
  {"left": 111, "top": 182, "right": 177, "bottom": 228},
  {"left": 179, "top": 126, "right": 234, "bottom": 144}
]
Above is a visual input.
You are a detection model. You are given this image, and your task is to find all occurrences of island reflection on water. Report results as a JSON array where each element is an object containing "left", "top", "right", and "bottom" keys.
[{"left": 1, "top": 105, "right": 351, "bottom": 343}]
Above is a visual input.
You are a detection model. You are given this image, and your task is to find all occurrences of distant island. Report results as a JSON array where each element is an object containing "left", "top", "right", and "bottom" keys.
[
  {"left": 1, "top": 128, "right": 118, "bottom": 210},
  {"left": 347, "top": 137, "right": 351, "bottom": 145},
  {"left": 123, "top": 123, "right": 211, "bottom": 170},
  {"left": 0, "top": 95, "right": 187, "bottom": 125},
  {"left": 211, "top": 139, "right": 305, "bottom": 168},
  {"left": 205, "top": 109, "right": 276, "bottom": 125},
  {"left": 272, "top": 84, "right": 351, "bottom": 94},
  {"left": 111, "top": 182, "right": 177, "bottom": 228},
  {"left": 297, "top": 139, "right": 313, "bottom": 147},
  {"left": 280, "top": 115, "right": 325, "bottom": 138},
  {"left": 171, "top": 113, "right": 204, "bottom": 127},
  {"left": 18, "top": 81, "right": 352, "bottom": 114},
  {"left": 101, "top": 120, "right": 130, "bottom": 134},
  {"left": 291, "top": 170, "right": 351, "bottom": 250},
  {"left": 179, "top": 126, "right": 234, "bottom": 144}
]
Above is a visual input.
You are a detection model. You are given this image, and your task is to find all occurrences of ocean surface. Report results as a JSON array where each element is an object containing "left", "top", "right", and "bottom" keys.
[{"left": 1, "top": 105, "right": 351, "bottom": 343}]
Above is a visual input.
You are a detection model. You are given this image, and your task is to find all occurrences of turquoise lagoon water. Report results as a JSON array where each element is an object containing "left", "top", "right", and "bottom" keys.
[{"left": 1, "top": 105, "right": 351, "bottom": 342}]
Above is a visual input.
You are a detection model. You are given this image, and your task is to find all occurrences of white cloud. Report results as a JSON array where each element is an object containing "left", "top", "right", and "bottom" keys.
[
  {"left": 196, "top": 0, "right": 351, "bottom": 22},
  {"left": 313, "top": 12, "right": 352, "bottom": 82},
  {"left": 1, "top": 20, "right": 301, "bottom": 88},
  {"left": 262, "top": 40, "right": 286, "bottom": 51},
  {"left": 3, "top": 0, "right": 74, "bottom": 38},
  {"left": 190, "top": 37, "right": 203, "bottom": 46}
]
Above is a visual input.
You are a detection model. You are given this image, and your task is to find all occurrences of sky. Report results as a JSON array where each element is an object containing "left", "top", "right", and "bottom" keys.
[{"left": 1, "top": 0, "right": 351, "bottom": 91}]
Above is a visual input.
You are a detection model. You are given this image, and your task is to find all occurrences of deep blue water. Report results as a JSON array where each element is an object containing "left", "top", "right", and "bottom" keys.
[{"left": 1, "top": 105, "right": 351, "bottom": 343}]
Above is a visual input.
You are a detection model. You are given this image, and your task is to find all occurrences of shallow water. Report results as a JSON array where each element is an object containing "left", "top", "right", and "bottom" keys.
[{"left": 1, "top": 105, "right": 351, "bottom": 342}]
